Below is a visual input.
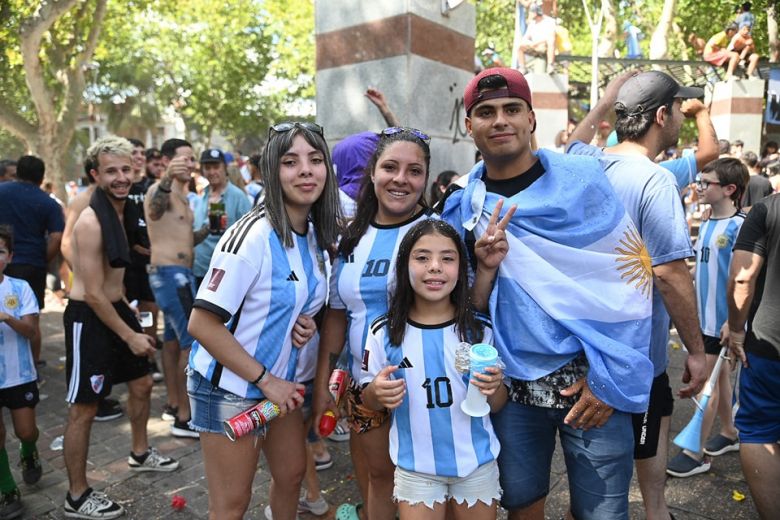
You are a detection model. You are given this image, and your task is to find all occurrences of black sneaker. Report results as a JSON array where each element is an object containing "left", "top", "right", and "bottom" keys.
[
  {"left": 94, "top": 399, "right": 122, "bottom": 422},
  {"left": 64, "top": 488, "right": 123, "bottom": 519},
  {"left": 161, "top": 404, "right": 177, "bottom": 422},
  {"left": 171, "top": 419, "right": 199, "bottom": 439},
  {"left": 703, "top": 434, "right": 740, "bottom": 456},
  {"left": 666, "top": 451, "right": 711, "bottom": 478},
  {"left": 19, "top": 448, "right": 42, "bottom": 485},
  {"left": 0, "top": 488, "right": 22, "bottom": 520}
]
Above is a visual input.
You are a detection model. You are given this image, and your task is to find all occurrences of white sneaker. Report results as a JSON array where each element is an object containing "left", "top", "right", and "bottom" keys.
[
  {"left": 298, "top": 494, "right": 329, "bottom": 515},
  {"left": 127, "top": 447, "right": 179, "bottom": 472},
  {"left": 64, "top": 488, "right": 124, "bottom": 519}
]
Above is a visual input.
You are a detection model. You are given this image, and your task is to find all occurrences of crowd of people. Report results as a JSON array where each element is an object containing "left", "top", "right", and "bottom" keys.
[{"left": 0, "top": 64, "right": 778, "bottom": 520}]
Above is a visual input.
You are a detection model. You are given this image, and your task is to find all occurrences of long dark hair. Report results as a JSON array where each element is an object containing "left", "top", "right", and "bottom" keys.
[
  {"left": 387, "top": 219, "right": 483, "bottom": 346},
  {"left": 338, "top": 130, "right": 431, "bottom": 258},
  {"left": 261, "top": 125, "right": 342, "bottom": 249}
]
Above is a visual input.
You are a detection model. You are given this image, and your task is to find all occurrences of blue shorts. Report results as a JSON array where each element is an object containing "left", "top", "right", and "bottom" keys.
[
  {"left": 735, "top": 353, "right": 780, "bottom": 444},
  {"left": 148, "top": 265, "right": 196, "bottom": 348},
  {"left": 187, "top": 367, "right": 261, "bottom": 435},
  {"left": 492, "top": 401, "right": 634, "bottom": 520}
]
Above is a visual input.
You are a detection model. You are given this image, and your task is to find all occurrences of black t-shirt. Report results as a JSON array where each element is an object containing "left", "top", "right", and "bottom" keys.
[
  {"left": 436, "top": 160, "right": 546, "bottom": 270},
  {"left": 733, "top": 193, "right": 780, "bottom": 360},
  {"left": 125, "top": 177, "right": 153, "bottom": 267},
  {"left": 741, "top": 174, "right": 773, "bottom": 208}
]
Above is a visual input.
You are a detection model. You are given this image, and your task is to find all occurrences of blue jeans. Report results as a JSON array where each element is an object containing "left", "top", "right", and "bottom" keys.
[
  {"left": 492, "top": 401, "right": 634, "bottom": 519},
  {"left": 148, "top": 265, "right": 196, "bottom": 348}
]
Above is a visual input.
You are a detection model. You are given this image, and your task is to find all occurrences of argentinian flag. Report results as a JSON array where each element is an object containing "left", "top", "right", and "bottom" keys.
[{"left": 443, "top": 150, "right": 654, "bottom": 413}]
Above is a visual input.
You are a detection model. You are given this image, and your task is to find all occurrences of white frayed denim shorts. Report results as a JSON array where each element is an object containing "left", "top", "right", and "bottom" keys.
[{"left": 393, "top": 460, "right": 501, "bottom": 509}]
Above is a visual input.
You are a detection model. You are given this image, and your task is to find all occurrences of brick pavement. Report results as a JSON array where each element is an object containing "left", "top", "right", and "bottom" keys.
[{"left": 7, "top": 298, "right": 758, "bottom": 519}]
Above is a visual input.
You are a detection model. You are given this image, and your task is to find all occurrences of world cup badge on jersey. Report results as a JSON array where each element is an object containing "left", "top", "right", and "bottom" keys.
[
  {"left": 3, "top": 293, "right": 18, "bottom": 310},
  {"left": 90, "top": 374, "right": 105, "bottom": 394},
  {"left": 715, "top": 234, "right": 729, "bottom": 248}
]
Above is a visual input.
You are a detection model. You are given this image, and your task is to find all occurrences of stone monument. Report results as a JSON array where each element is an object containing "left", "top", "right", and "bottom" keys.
[
  {"left": 709, "top": 78, "right": 766, "bottom": 154},
  {"left": 315, "top": 0, "right": 476, "bottom": 176}
]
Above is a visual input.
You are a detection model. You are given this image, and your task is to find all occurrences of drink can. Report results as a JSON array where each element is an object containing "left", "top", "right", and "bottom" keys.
[
  {"left": 328, "top": 368, "right": 349, "bottom": 404},
  {"left": 224, "top": 400, "right": 280, "bottom": 441}
]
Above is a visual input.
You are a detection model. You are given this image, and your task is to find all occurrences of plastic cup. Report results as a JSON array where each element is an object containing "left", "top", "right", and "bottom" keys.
[{"left": 461, "top": 343, "right": 498, "bottom": 417}]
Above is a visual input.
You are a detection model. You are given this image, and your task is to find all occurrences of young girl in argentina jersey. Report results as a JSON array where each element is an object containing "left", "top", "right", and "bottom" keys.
[
  {"left": 187, "top": 122, "right": 341, "bottom": 520},
  {"left": 362, "top": 219, "right": 507, "bottom": 520}
]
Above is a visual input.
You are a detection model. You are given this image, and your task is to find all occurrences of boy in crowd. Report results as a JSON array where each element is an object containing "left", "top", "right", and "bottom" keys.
[
  {"left": 667, "top": 158, "right": 749, "bottom": 477},
  {"left": 0, "top": 225, "right": 42, "bottom": 519}
]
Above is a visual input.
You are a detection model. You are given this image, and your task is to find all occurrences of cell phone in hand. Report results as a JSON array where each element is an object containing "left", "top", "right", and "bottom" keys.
[{"left": 138, "top": 312, "right": 153, "bottom": 328}]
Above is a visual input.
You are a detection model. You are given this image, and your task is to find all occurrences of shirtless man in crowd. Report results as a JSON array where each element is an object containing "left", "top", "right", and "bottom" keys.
[
  {"left": 63, "top": 135, "right": 178, "bottom": 520},
  {"left": 145, "top": 138, "right": 208, "bottom": 438}
]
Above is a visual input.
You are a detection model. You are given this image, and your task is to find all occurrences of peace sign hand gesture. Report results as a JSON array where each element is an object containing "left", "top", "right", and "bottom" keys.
[{"left": 474, "top": 198, "right": 517, "bottom": 270}]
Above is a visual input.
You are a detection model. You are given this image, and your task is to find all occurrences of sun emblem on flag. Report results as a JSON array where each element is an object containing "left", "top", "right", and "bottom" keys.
[
  {"left": 3, "top": 294, "right": 19, "bottom": 310},
  {"left": 715, "top": 234, "right": 729, "bottom": 248},
  {"left": 615, "top": 228, "right": 652, "bottom": 298}
]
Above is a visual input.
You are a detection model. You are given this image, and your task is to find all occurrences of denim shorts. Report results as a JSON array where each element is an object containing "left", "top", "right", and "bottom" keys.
[
  {"left": 148, "top": 265, "right": 196, "bottom": 348},
  {"left": 394, "top": 460, "right": 501, "bottom": 509},
  {"left": 187, "top": 367, "right": 261, "bottom": 435},
  {"left": 492, "top": 401, "right": 634, "bottom": 519}
]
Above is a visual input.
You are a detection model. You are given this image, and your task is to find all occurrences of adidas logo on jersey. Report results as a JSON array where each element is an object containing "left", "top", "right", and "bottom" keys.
[
  {"left": 286, "top": 271, "right": 300, "bottom": 282},
  {"left": 398, "top": 357, "right": 414, "bottom": 369}
]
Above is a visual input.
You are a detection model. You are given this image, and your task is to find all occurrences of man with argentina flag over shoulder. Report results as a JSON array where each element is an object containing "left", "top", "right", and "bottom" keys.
[{"left": 441, "top": 68, "right": 654, "bottom": 520}]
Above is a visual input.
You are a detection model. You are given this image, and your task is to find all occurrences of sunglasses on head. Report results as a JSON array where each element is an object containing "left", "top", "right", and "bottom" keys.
[
  {"left": 381, "top": 126, "right": 431, "bottom": 144},
  {"left": 269, "top": 122, "right": 324, "bottom": 137}
]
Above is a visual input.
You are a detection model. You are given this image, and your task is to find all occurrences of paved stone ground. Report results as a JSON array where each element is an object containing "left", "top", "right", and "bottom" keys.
[{"left": 8, "top": 297, "right": 758, "bottom": 519}]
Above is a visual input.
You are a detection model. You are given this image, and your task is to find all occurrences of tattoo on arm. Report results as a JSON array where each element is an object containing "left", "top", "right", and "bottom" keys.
[
  {"left": 147, "top": 179, "right": 173, "bottom": 221},
  {"left": 193, "top": 225, "right": 209, "bottom": 245}
]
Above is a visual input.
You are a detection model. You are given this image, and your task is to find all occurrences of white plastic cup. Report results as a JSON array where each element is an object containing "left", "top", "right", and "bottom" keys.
[{"left": 461, "top": 343, "right": 498, "bottom": 417}]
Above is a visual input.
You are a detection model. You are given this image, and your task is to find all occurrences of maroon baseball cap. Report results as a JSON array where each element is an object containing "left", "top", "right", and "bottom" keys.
[{"left": 464, "top": 67, "right": 533, "bottom": 114}]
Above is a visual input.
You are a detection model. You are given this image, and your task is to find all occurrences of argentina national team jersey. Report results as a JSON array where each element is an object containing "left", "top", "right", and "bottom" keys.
[
  {"left": 0, "top": 276, "right": 38, "bottom": 388},
  {"left": 330, "top": 210, "right": 435, "bottom": 382},
  {"left": 694, "top": 212, "right": 745, "bottom": 337},
  {"left": 361, "top": 316, "right": 500, "bottom": 478},
  {"left": 190, "top": 207, "right": 328, "bottom": 399}
]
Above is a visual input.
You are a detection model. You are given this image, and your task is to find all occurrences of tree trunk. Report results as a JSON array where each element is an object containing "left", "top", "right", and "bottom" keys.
[
  {"left": 598, "top": 0, "right": 616, "bottom": 58},
  {"left": 649, "top": 0, "right": 676, "bottom": 59},
  {"left": 769, "top": 4, "right": 779, "bottom": 63}
]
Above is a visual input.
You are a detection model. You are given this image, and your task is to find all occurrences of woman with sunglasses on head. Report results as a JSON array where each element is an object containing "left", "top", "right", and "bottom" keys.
[
  {"left": 187, "top": 122, "right": 341, "bottom": 520},
  {"left": 313, "top": 127, "right": 435, "bottom": 520}
]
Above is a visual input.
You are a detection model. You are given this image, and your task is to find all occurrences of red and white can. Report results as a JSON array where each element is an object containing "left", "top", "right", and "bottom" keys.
[
  {"left": 223, "top": 388, "right": 305, "bottom": 441},
  {"left": 328, "top": 368, "right": 349, "bottom": 405}
]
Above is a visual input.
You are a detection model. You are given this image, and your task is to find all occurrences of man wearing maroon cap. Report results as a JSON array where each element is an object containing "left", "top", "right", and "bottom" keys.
[{"left": 442, "top": 67, "right": 656, "bottom": 520}]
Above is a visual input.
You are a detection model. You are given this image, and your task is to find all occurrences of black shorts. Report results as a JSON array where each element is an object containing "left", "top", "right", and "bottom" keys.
[
  {"left": 124, "top": 266, "right": 155, "bottom": 303},
  {"left": 703, "top": 334, "right": 724, "bottom": 356},
  {"left": 0, "top": 381, "right": 39, "bottom": 410},
  {"left": 4, "top": 263, "right": 46, "bottom": 310},
  {"left": 631, "top": 371, "right": 674, "bottom": 459},
  {"left": 63, "top": 300, "right": 150, "bottom": 404}
]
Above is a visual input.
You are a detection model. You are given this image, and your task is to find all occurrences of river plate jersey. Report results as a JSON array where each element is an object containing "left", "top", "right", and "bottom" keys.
[
  {"left": 190, "top": 208, "right": 328, "bottom": 399},
  {"left": 361, "top": 316, "right": 500, "bottom": 478},
  {"left": 694, "top": 212, "right": 745, "bottom": 336},
  {"left": 0, "top": 276, "right": 38, "bottom": 388},
  {"left": 330, "top": 210, "right": 435, "bottom": 381}
]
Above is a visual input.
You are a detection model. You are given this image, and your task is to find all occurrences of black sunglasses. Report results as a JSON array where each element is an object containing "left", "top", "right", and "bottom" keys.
[
  {"left": 269, "top": 122, "right": 324, "bottom": 137},
  {"left": 381, "top": 126, "right": 430, "bottom": 144}
]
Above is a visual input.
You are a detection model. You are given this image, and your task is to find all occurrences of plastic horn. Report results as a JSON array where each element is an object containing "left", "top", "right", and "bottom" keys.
[{"left": 673, "top": 346, "right": 729, "bottom": 453}]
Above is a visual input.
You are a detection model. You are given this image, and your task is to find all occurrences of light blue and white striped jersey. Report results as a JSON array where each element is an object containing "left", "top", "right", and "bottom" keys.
[
  {"left": 190, "top": 208, "right": 329, "bottom": 398},
  {"left": 0, "top": 276, "right": 38, "bottom": 388},
  {"left": 694, "top": 213, "right": 745, "bottom": 336},
  {"left": 330, "top": 210, "right": 435, "bottom": 381},
  {"left": 361, "top": 317, "right": 500, "bottom": 478}
]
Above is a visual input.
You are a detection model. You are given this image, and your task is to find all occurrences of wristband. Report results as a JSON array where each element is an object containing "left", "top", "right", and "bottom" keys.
[{"left": 251, "top": 366, "right": 267, "bottom": 386}]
